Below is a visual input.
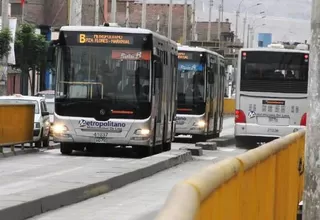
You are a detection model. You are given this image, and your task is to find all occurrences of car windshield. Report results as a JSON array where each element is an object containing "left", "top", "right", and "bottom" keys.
[
  {"left": 46, "top": 102, "right": 54, "bottom": 114},
  {"left": 0, "top": 99, "right": 39, "bottom": 114}
]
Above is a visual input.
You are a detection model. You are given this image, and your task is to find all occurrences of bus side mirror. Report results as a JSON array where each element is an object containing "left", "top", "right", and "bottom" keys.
[
  {"left": 154, "top": 61, "right": 163, "bottom": 78},
  {"left": 47, "top": 46, "right": 55, "bottom": 63}
]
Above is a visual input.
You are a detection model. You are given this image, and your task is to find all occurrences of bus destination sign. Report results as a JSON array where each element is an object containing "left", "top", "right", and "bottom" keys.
[
  {"left": 78, "top": 33, "right": 134, "bottom": 45},
  {"left": 178, "top": 52, "right": 193, "bottom": 60}
]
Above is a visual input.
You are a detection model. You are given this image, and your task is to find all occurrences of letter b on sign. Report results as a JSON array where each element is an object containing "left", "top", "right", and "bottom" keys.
[{"left": 79, "top": 34, "right": 86, "bottom": 43}]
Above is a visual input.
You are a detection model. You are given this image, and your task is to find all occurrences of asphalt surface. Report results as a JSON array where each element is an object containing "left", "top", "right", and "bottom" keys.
[{"left": 28, "top": 117, "right": 245, "bottom": 220}]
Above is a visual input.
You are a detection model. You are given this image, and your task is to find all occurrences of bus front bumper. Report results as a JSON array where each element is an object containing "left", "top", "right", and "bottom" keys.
[
  {"left": 235, "top": 123, "right": 305, "bottom": 138},
  {"left": 52, "top": 133, "right": 152, "bottom": 146}
]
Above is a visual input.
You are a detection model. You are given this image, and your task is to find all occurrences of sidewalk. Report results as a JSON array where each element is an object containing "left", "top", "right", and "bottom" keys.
[{"left": 0, "top": 142, "right": 60, "bottom": 159}]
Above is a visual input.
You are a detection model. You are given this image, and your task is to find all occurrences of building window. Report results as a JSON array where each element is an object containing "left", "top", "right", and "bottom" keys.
[{"left": 11, "top": 3, "right": 22, "bottom": 16}]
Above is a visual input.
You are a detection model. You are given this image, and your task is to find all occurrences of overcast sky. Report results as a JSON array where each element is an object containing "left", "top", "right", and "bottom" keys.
[{"left": 138, "top": 0, "right": 312, "bottom": 43}]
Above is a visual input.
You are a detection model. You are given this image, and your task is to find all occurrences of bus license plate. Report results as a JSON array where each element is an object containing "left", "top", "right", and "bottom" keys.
[
  {"left": 95, "top": 137, "right": 108, "bottom": 143},
  {"left": 94, "top": 133, "right": 108, "bottom": 143},
  {"left": 269, "top": 117, "right": 278, "bottom": 123}
]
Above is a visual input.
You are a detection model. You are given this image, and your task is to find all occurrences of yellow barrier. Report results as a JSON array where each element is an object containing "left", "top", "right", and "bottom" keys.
[
  {"left": 223, "top": 98, "right": 235, "bottom": 115},
  {"left": 156, "top": 130, "right": 305, "bottom": 220},
  {"left": 0, "top": 104, "right": 34, "bottom": 146}
]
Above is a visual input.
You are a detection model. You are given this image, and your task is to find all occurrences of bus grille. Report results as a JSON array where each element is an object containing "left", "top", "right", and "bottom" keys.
[{"left": 240, "top": 80, "right": 308, "bottom": 94}]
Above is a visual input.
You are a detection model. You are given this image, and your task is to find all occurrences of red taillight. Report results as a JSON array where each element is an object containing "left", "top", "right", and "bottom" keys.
[
  {"left": 235, "top": 109, "right": 246, "bottom": 123},
  {"left": 300, "top": 113, "right": 307, "bottom": 126}
]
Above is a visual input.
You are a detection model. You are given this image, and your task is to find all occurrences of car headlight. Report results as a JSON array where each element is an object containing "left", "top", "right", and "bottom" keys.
[
  {"left": 135, "top": 129, "right": 150, "bottom": 135},
  {"left": 51, "top": 124, "right": 69, "bottom": 134},
  {"left": 34, "top": 122, "right": 40, "bottom": 129}
]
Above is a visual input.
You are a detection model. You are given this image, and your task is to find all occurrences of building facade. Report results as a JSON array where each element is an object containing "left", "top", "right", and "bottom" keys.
[{"left": 258, "top": 33, "right": 272, "bottom": 47}]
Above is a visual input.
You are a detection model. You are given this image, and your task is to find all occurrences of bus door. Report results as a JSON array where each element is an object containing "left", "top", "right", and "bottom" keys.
[
  {"left": 206, "top": 56, "right": 215, "bottom": 134},
  {"left": 152, "top": 51, "right": 164, "bottom": 144},
  {"left": 212, "top": 61, "right": 219, "bottom": 133},
  {"left": 218, "top": 63, "right": 225, "bottom": 132}
]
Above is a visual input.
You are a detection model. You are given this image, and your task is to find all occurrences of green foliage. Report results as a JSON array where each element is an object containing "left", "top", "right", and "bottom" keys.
[
  {"left": 14, "top": 23, "right": 47, "bottom": 69},
  {"left": 0, "top": 28, "right": 12, "bottom": 60}
]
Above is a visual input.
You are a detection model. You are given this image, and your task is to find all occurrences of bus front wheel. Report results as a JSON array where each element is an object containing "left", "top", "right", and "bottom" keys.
[{"left": 60, "top": 143, "right": 73, "bottom": 155}]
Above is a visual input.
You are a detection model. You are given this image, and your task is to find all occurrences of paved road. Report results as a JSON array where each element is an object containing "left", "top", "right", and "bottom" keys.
[{"left": 29, "top": 117, "right": 244, "bottom": 220}]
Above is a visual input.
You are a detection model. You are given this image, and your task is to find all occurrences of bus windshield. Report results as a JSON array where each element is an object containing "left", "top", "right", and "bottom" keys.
[
  {"left": 56, "top": 46, "right": 151, "bottom": 102},
  {"left": 240, "top": 51, "right": 309, "bottom": 94},
  {"left": 54, "top": 31, "right": 153, "bottom": 119},
  {"left": 177, "top": 51, "right": 205, "bottom": 114}
]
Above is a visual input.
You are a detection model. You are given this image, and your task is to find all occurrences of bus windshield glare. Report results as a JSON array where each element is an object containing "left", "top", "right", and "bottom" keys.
[
  {"left": 240, "top": 51, "right": 309, "bottom": 94},
  {"left": 177, "top": 51, "right": 205, "bottom": 114}
]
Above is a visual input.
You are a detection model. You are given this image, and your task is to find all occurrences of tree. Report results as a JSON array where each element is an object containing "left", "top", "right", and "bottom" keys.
[
  {"left": 14, "top": 23, "right": 47, "bottom": 95},
  {"left": 0, "top": 28, "right": 12, "bottom": 60}
]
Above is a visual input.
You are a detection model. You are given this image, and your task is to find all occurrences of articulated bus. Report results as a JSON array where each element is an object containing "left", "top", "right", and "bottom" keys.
[
  {"left": 235, "top": 47, "right": 309, "bottom": 148},
  {"left": 176, "top": 45, "right": 225, "bottom": 142},
  {"left": 48, "top": 25, "right": 178, "bottom": 156}
]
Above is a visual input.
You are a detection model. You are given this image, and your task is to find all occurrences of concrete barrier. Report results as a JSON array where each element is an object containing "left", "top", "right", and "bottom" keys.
[
  {"left": 0, "top": 104, "right": 34, "bottom": 154},
  {"left": 156, "top": 129, "right": 305, "bottom": 220},
  {"left": 223, "top": 98, "right": 235, "bottom": 115}
]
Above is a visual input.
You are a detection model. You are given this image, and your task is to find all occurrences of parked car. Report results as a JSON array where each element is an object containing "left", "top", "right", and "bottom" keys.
[
  {"left": 36, "top": 90, "right": 55, "bottom": 99},
  {"left": 0, "top": 94, "right": 51, "bottom": 147}
]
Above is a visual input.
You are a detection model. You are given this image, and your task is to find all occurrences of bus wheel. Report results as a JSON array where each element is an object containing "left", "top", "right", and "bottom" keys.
[
  {"left": 192, "top": 135, "right": 206, "bottom": 143},
  {"left": 163, "top": 142, "right": 171, "bottom": 152},
  {"left": 235, "top": 137, "right": 254, "bottom": 149},
  {"left": 135, "top": 146, "right": 153, "bottom": 157},
  {"left": 60, "top": 143, "right": 73, "bottom": 155}
]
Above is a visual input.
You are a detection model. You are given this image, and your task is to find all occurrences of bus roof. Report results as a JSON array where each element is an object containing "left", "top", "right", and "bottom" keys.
[
  {"left": 178, "top": 45, "right": 224, "bottom": 58},
  {"left": 240, "top": 47, "right": 309, "bottom": 54},
  {"left": 60, "top": 26, "right": 177, "bottom": 46}
]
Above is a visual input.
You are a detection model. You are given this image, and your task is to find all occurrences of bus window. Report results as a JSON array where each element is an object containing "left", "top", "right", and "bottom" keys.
[{"left": 240, "top": 51, "right": 308, "bottom": 94}]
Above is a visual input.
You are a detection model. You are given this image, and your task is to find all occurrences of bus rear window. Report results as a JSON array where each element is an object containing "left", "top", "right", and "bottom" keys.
[{"left": 240, "top": 51, "right": 309, "bottom": 94}]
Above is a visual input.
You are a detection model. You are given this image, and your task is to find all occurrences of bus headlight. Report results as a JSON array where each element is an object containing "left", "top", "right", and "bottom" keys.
[
  {"left": 135, "top": 129, "right": 150, "bottom": 135},
  {"left": 196, "top": 120, "right": 206, "bottom": 128},
  {"left": 51, "top": 124, "right": 69, "bottom": 134}
]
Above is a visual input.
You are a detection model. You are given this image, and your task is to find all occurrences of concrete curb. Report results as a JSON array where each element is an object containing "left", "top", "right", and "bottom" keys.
[
  {"left": 179, "top": 146, "right": 203, "bottom": 156},
  {"left": 195, "top": 142, "right": 217, "bottom": 150},
  {"left": 0, "top": 148, "right": 39, "bottom": 159},
  {"left": 207, "top": 135, "right": 235, "bottom": 147},
  {"left": 0, "top": 143, "right": 61, "bottom": 160},
  {"left": 0, "top": 150, "right": 192, "bottom": 220}
]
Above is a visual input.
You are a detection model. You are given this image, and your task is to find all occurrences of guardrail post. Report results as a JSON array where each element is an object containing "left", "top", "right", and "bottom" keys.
[{"left": 303, "top": 0, "right": 320, "bottom": 218}]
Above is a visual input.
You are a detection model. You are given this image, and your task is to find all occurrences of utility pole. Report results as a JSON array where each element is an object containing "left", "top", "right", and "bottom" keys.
[
  {"left": 182, "top": 0, "right": 188, "bottom": 44},
  {"left": 168, "top": 0, "right": 173, "bottom": 39},
  {"left": 250, "top": 28, "right": 254, "bottom": 47},
  {"left": 303, "top": 0, "right": 320, "bottom": 218},
  {"left": 235, "top": 10, "right": 240, "bottom": 38},
  {"left": 156, "top": 15, "right": 160, "bottom": 33},
  {"left": 218, "top": 4, "right": 221, "bottom": 43},
  {"left": 104, "top": 0, "right": 108, "bottom": 23},
  {"left": 1, "top": 0, "right": 9, "bottom": 96},
  {"left": 207, "top": 0, "right": 213, "bottom": 41},
  {"left": 141, "top": 0, "right": 146, "bottom": 28},
  {"left": 191, "top": 0, "right": 196, "bottom": 40},
  {"left": 243, "top": 15, "right": 247, "bottom": 47},
  {"left": 221, "top": 0, "right": 224, "bottom": 21},
  {"left": 69, "top": 0, "right": 82, "bottom": 25},
  {"left": 94, "top": 0, "right": 99, "bottom": 26},
  {"left": 111, "top": 0, "right": 117, "bottom": 23},
  {"left": 246, "top": 24, "right": 250, "bottom": 48},
  {"left": 1, "top": 0, "right": 9, "bottom": 31},
  {"left": 125, "top": 1, "right": 130, "bottom": 27}
]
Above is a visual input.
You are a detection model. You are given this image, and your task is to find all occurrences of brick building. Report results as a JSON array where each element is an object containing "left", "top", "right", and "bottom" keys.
[{"left": 1, "top": 0, "right": 193, "bottom": 42}]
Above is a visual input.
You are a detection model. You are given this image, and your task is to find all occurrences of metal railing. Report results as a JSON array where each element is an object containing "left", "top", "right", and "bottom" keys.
[{"left": 156, "top": 129, "right": 305, "bottom": 220}]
